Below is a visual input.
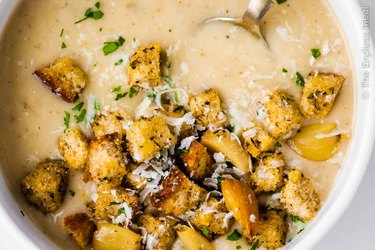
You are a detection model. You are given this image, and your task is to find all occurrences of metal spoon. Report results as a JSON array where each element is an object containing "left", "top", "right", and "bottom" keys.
[{"left": 204, "top": 0, "right": 274, "bottom": 45}]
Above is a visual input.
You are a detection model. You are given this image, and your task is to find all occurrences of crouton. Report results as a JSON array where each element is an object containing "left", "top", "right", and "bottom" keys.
[
  {"left": 300, "top": 73, "right": 345, "bottom": 118},
  {"left": 190, "top": 197, "right": 233, "bottom": 235},
  {"left": 162, "top": 104, "right": 194, "bottom": 142},
  {"left": 253, "top": 210, "right": 287, "bottom": 250},
  {"left": 250, "top": 153, "right": 285, "bottom": 193},
  {"left": 139, "top": 214, "right": 177, "bottom": 250},
  {"left": 58, "top": 128, "right": 89, "bottom": 169},
  {"left": 128, "top": 44, "right": 161, "bottom": 87},
  {"left": 122, "top": 163, "right": 148, "bottom": 191},
  {"left": 180, "top": 141, "right": 213, "bottom": 181},
  {"left": 90, "top": 184, "right": 139, "bottom": 223},
  {"left": 126, "top": 116, "right": 176, "bottom": 163},
  {"left": 189, "top": 89, "right": 225, "bottom": 127},
  {"left": 21, "top": 159, "right": 69, "bottom": 214},
  {"left": 92, "top": 111, "right": 131, "bottom": 139},
  {"left": 64, "top": 213, "right": 96, "bottom": 249},
  {"left": 257, "top": 90, "right": 303, "bottom": 139},
  {"left": 150, "top": 167, "right": 207, "bottom": 216},
  {"left": 85, "top": 134, "right": 127, "bottom": 186},
  {"left": 34, "top": 57, "right": 87, "bottom": 103},
  {"left": 281, "top": 170, "right": 320, "bottom": 221},
  {"left": 242, "top": 123, "right": 278, "bottom": 158}
]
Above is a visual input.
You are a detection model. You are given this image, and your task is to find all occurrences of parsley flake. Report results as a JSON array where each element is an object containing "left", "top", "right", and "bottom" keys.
[
  {"left": 72, "top": 102, "right": 84, "bottom": 111},
  {"left": 217, "top": 174, "right": 223, "bottom": 185},
  {"left": 296, "top": 72, "right": 305, "bottom": 87},
  {"left": 94, "top": 100, "right": 101, "bottom": 111},
  {"left": 69, "top": 190, "right": 75, "bottom": 196},
  {"left": 118, "top": 207, "right": 125, "bottom": 214},
  {"left": 60, "top": 29, "right": 64, "bottom": 37},
  {"left": 201, "top": 226, "right": 210, "bottom": 238},
  {"left": 115, "top": 58, "right": 124, "bottom": 66},
  {"left": 147, "top": 92, "right": 157, "bottom": 100},
  {"left": 74, "top": 109, "right": 87, "bottom": 123},
  {"left": 276, "top": 0, "right": 287, "bottom": 4},
  {"left": 109, "top": 201, "right": 121, "bottom": 206},
  {"left": 61, "top": 42, "right": 67, "bottom": 49},
  {"left": 275, "top": 142, "right": 282, "bottom": 148},
  {"left": 226, "top": 229, "right": 242, "bottom": 241},
  {"left": 174, "top": 148, "right": 189, "bottom": 155},
  {"left": 75, "top": 2, "right": 104, "bottom": 24},
  {"left": 311, "top": 48, "right": 321, "bottom": 59},
  {"left": 112, "top": 85, "right": 122, "bottom": 92},
  {"left": 64, "top": 111, "right": 70, "bottom": 130},
  {"left": 103, "top": 36, "right": 125, "bottom": 55},
  {"left": 115, "top": 92, "right": 128, "bottom": 101},
  {"left": 129, "top": 87, "right": 138, "bottom": 98},
  {"left": 250, "top": 239, "right": 259, "bottom": 250},
  {"left": 282, "top": 68, "right": 288, "bottom": 73}
]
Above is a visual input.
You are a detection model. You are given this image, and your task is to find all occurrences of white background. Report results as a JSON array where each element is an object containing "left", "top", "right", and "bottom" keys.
[
  {"left": 319, "top": 0, "right": 374, "bottom": 249},
  {"left": 0, "top": 1, "right": 374, "bottom": 250}
]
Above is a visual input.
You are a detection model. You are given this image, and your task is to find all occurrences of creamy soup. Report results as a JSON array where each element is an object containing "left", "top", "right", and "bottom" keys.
[{"left": 0, "top": 0, "right": 354, "bottom": 249}]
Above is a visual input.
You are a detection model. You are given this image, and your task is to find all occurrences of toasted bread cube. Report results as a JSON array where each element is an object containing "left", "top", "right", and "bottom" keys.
[
  {"left": 90, "top": 184, "right": 139, "bottom": 223},
  {"left": 92, "top": 111, "right": 131, "bottom": 139},
  {"left": 34, "top": 57, "right": 87, "bottom": 103},
  {"left": 139, "top": 214, "right": 177, "bottom": 250},
  {"left": 281, "top": 170, "right": 320, "bottom": 221},
  {"left": 123, "top": 163, "right": 148, "bottom": 191},
  {"left": 242, "top": 123, "right": 277, "bottom": 158},
  {"left": 126, "top": 116, "right": 176, "bottom": 163},
  {"left": 300, "top": 73, "right": 345, "bottom": 118},
  {"left": 257, "top": 90, "right": 303, "bottom": 139},
  {"left": 128, "top": 44, "right": 161, "bottom": 87},
  {"left": 162, "top": 104, "right": 194, "bottom": 142},
  {"left": 189, "top": 89, "right": 225, "bottom": 127},
  {"left": 253, "top": 210, "right": 287, "bottom": 250},
  {"left": 21, "top": 160, "right": 69, "bottom": 214},
  {"left": 150, "top": 167, "right": 207, "bottom": 216},
  {"left": 85, "top": 134, "right": 127, "bottom": 186},
  {"left": 58, "top": 128, "right": 89, "bottom": 170},
  {"left": 180, "top": 141, "right": 213, "bottom": 181},
  {"left": 64, "top": 213, "right": 96, "bottom": 249},
  {"left": 190, "top": 197, "right": 233, "bottom": 235},
  {"left": 251, "top": 153, "right": 285, "bottom": 193}
]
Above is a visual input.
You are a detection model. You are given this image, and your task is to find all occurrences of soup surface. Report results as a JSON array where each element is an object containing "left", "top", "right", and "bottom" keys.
[{"left": 0, "top": 0, "right": 354, "bottom": 249}]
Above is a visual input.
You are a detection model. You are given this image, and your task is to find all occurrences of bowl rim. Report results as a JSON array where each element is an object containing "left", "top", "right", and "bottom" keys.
[{"left": 0, "top": 0, "right": 374, "bottom": 249}]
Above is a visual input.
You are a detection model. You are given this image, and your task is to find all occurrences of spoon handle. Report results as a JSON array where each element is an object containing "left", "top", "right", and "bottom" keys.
[{"left": 246, "top": 0, "right": 274, "bottom": 22}]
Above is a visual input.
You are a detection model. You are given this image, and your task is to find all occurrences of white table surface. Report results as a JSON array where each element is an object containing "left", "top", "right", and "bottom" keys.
[{"left": 0, "top": 1, "right": 374, "bottom": 250}]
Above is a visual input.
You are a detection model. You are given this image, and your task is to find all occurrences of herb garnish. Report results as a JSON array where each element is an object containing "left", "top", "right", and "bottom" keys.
[
  {"left": 282, "top": 68, "right": 288, "bottom": 73},
  {"left": 64, "top": 111, "right": 70, "bottom": 130},
  {"left": 296, "top": 72, "right": 305, "bottom": 87},
  {"left": 291, "top": 215, "right": 305, "bottom": 234},
  {"left": 236, "top": 246, "right": 241, "bottom": 249},
  {"left": 217, "top": 174, "right": 223, "bottom": 185},
  {"left": 174, "top": 148, "right": 189, "bottom": 155},
  {"left": 226, "top": 229, "right": 242, "bottom": 241},
  {"left": 75, "top": 2, "right": 104, "bottom": 24},
  {"left": 115, "top": 58, "right": 124, "bottom": 66},
  {"left": 109, "top": 201, "right": 121, "bottom": 206},
  {"left": 147, "top": 92, "right": 157, "bottom": 100},
  {"left": 311, "top": 48, "right": 321, "bottom": 59},
  {"left": 72, "top": 102, "right": 84, "bottom": 111},
  {"left": 112, "top": 85, "right": 122, "bottom": 92},
  {"left": 275, "top": 142, "right": 282, "bottom": 148},
  {"left": 115, "top": 92, "right": 128, "bottom": 101},
  {"left": 276, "top": 0, "right": 287, "bottom": 4},
  {"left": 129, "top": 87, "right": 138, "bottom": 98},
  {"left": 69, "top": 190, "right": 75, "bottom": 196},
  {"left": 60, "top": 29, "right": 64, "bottom": 37},
  {"left": 74, "top": 109, "right": 87, "bottom": 123},
  {"left": 61, "top": 42, "right": 67, "bottom": 49},
  {"left": 94, "top": 100, "right": 101, "bottom": 111},
  {"left": 201, "top": 226, "right": 210, "bottom": 238},
  {"left": 250, "top": 239, "right": 259, "bottom": 250},
  {"left": 118, "top": 207, "right": 125, "bottom": 214},
  {"left": 103, "top": 36, "right": 125, "bottom": 55}
]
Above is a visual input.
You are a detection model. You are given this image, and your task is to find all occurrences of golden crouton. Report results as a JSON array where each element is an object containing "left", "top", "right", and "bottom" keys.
[
  {"left": 150, "top": 167, "right": 207, "bottom": 216},
  {"left": 122, "top": 163, "right": 148, "bottom": 191},
  {"left": 21, "top": 159, "right": 69, "bottom": 214},
  {"left": 90, "top": 184, "right": 139, "bottom": 223},
  {"left": 162, "top": 104, "right": 194, "bottom": 142},
  {"left": 58, "top": 128, "right": 89, "bottom": 170},
  {"left": 190, "top": 197, "right": 233, "bottom": 235},
  {"left": 92, "top": 111, "right": 131, "bottom": 139},
  {"left": 242, "top": 123, "right": 277, "bottom": 158},
  {"left": 180, "top": 141, "right": 214, "bottom": 181},
  {"left": 189, "top": 89, "right": 225, "bottom": 127},
  {"left": 34, "top": 57, "right": 87, "bottom": 103},
  {"left": 250, "top": 153, "right": 285, "bottom": 193},
  {"left": 253, "top": 210, "right": 287, "bottom": 250},
  {"left": 128, "top": 44, "right": 161, "bottom": 87},
  {"left": 139, "top": 214, "right": 177, "bottom": 250},
  {"left": 85, "top": 134, "right": 127, "bottom": 186},
  {"left": 281, "top": 170, "right": 320, "bottom": 221},
  {"left": 64, "top": 213, "right": 96, "bottom": 249},
  {"left": 257, "top": 90, "right": 303, "bottom": 139},
  {"left": 126, "top": 116, "right": 176, "bottom": 163},
  {"left": 300, "top": 73, "right": 345, "bottom": 118}
]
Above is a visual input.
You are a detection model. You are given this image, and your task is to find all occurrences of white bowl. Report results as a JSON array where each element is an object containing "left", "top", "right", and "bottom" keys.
[{"left": 0, "top": 0, "right": 374, "bottom": 249}]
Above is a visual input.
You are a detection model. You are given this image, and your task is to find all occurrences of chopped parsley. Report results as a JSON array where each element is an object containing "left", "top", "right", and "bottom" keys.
[
  {"left": 112, "top": 85, "right": 122, "bottom": 92},
  {"left": 174, "top": 148, "right": 189, "bottom": 155},
  {"left": 68, "top": 190, "right": 75, "bottom": 196},
  {"left": 147, "top": 92, "right": 157, "bottom": 100},
  {"left": 129, "top": 87, "right": 138, "bottom": 98},
  {"left": 115, "top": 92, "right": 128, "bottom": 101},
  {"left": 94, "top": 100, "right": 101, "bottom": 111},
  {"left": 64, "top": 111, "right": 70, "bottom": 130},
  {"left": 164, "top": 75, "right": 172, "bottom": 85},
  {"left": 74, "top": 109, "right": 87, "bottom": 123},
  {"left": 311, "top": 48, "right": 321, "bottom": 59},
  {"left": 250, "top": 239, "right": 259, "bottom": 250},
  {"left": 275, "top": 142, "right": 282, "bottom": 148},
  {"left": 201, "top": 226, "right": 210, "bottom": 238},
  {"left": 113, "top": 87, "right": 138, "bottom": 101},
  {"left": 115, "top": 58, "right": 124, "bottom": 66},
  {"left": 75, "top": 2, "right": 104, "bottom": 24},
  {"left": 61, "top": 42, "right": 67, "bottom": 49},
  {"left": 282, "top": 68, "right": 288, "bottom": 73},
  {"left": 118, "top": 207, "right": 125, "bottom": 214},
  {"left": 166, "top": 62, "right": 172, "bottom": 68},
  {"left": 60, "top": 29, "right": 64, "bottom": 37},
  {"left": 109, "top": 201, "right": 121, "bottom": 206},
  {"left": 256, "top": 110, "right": 259, "bottom": 116},
  {"left": 295, "top": 72, "right": 305, "bottom": 87},
  {"left": 236, "top": 246, "right": 241, "bottom": 249},
  {"left": 276, "top": 0, "right": 287, "bottom": 4},
  {"left": 291, "top": 215, "right": 305, "bottom": 234},
  {"left": 217, "top": 174, "right": 223, "bottom": 185},
  {"left": 72, "top": 101, "right": 84, "bottom": 111},
  {"left": 103, "top": 36, "right": 125, "bottom": 55},
  {"left": 226, "top": 229, "right": 242, "bottom": 241}
]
